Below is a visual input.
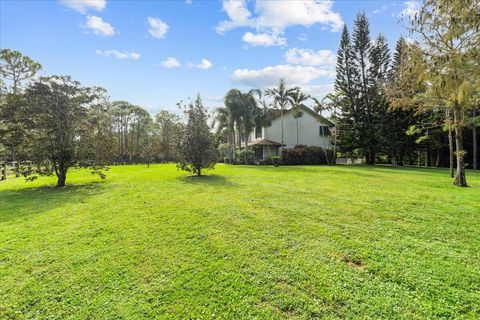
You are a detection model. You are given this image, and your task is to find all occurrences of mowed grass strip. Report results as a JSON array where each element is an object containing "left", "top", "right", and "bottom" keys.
[{"left": 1, "top": 164, "right": 479, "bottom": 319}]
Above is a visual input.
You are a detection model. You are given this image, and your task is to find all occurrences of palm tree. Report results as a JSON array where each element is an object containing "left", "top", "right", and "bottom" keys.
[
  {"left": 319, "top": 92, "right": 345, "bottom": 164},
  {"left": 289, "top": 89, "right": 310, "bottom": 145},
  {"left": 264, "top": 78, "right": 298, "bottom": 152},
  {"left": 212, "top": 106, "right": 234, "bottom": 160},
  {"left": 224, "top": 89, "right": 245, "bottom": 155},
  {"left": 312, "top": 96, "right": 334, "bottom": 165}
]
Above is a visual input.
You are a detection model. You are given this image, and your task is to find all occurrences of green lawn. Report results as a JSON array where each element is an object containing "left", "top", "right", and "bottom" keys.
[{"left": 1, "top": 164, "right": 479, "bottom": 319}]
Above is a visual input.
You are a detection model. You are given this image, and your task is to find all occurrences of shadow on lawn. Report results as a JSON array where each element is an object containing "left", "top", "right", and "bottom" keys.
[
  {"left": 178, "top": 174, "right": 236, "bottom": 187},
  {"left": 0, "top": 181, "right": 106, "bottom": 223}
]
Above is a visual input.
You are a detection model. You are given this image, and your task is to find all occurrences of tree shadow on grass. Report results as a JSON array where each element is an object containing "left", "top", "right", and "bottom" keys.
[
  {"left": 178, "top": 174, "right": 236, "bottom": 187},
  {"left": 0, "top": 181, "right": 107, "bottom": 223}
]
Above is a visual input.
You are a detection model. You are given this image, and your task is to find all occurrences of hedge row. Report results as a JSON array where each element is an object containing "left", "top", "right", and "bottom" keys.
[{"left": 281, "top": 145, "right": 333, "bottom": 165}]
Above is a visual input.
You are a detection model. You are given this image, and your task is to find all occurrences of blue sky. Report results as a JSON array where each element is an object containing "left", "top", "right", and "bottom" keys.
[{"left": 0, "top": 0, "right": 416, "bottom": 114}]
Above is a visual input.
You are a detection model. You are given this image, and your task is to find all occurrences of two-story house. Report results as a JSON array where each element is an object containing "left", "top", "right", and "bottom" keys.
[{"left": 244, "top": 105, "right": 334, "bottom": 161}]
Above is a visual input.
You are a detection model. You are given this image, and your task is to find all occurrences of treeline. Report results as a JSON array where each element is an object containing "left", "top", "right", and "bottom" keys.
[
  {"left": 0, "top": 49, "right": 186, "bottom": 186},
  {"left": 333, "top": 2, "right": 479, "bottom": 187}
]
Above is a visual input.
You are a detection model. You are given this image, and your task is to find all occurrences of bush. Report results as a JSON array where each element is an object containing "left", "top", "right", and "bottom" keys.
[
  {"left": 259, "top": 157, "right": 273, "bottom": 165},
  {"left": 270, "top": 156, "right": 281, "bottom": 167},
  {"left": 235, "top": 149, "right": 254, "bottom": 164},
  {"left": 282, "top": 145, "right": 333, "bottom": 165}
]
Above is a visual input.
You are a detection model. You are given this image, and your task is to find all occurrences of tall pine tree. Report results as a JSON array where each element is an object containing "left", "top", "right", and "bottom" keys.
[{"left": 334, "top": 24, "right": 360, "bottom": 157}]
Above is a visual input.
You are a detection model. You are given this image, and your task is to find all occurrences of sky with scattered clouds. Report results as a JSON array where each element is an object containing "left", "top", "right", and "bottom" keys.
[{"left": 0, "top": 0, "right": 416, "bottom": 114}]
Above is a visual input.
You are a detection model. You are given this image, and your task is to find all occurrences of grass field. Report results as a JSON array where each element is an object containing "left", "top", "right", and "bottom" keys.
[{"left": 1, "top": 164, "right": 479, "bottom": 319}]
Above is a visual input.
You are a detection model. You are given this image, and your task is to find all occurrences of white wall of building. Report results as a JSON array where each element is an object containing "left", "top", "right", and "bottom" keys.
[{"left": 261, "top": 111, "right": 331, "bottom": 149}]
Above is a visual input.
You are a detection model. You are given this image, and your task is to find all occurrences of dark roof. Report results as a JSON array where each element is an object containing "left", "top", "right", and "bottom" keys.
[
  {"left": 271, "top": 104, "right": 334, "bottom": 127},
  {"left": 248, "top": 139, "right": 283, "bottom": 147}
]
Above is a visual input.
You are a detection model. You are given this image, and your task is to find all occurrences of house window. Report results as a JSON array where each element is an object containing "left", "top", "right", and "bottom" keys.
[{"left": 319, "top": 125, "right": 331, "bottom": 136}]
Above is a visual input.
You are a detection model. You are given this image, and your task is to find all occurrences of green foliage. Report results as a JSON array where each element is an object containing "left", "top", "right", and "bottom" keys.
[
  {"left": 154, "top": 110, "right": 182, "bottom": 162},
  {"left": 235, "top": 149, "right": 254, "bottom": 164},
  {"left": 270, "top": 155, "right": 280, "bottom": 166},
  {"left": 21, "top": 76, "right": 109, "bottom": 187},
  {"left": 335, "top": 13, "right": 392, "bottom": 164},
  {"left": 176, "top": 95, "right": 216, "bottom": 176},
  {"left": 282, "top": 146, "right": 332, "bottom": 165},
  {"left": 0, "top": 48, "right": 42, "bottom": 94}
]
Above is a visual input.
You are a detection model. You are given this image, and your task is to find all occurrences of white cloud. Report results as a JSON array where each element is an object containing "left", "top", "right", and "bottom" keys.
[
  {"left": 59, "top": 0, "right": 106, "bottom": 14},
  {"left": 160, "top": 57, "right": 181, "bottom": 68},
  {"left": 216, "top": 0, "right": 343, "bottom": 34},
  {"left": 302, "top": 83, "right": 334, "bottom": 97},
  {"left": 185, "top": 0, "right": 192, "bottom": 4},
  {"left": 147, "top": 17, "right": 169, "bottom": 39},
  {"left": 95, "top": 50, "right": 140, "bottom": 59},
  {"left": 194, "top": 59, "right": 213, "bottom": 70},
  {"left": 242, "top": 32, "right": 286, "bottom": 47},
  {"left": 216, "top": 0, "right": 254, "bottom": 33},
  {"left": 285, "top": 48, "right": 335, "bottom": 66},
  {"left": 401, "top": 1, "right": 420, "bottom": 18},
  {"left": 232, "top": 64, "right": 334, "bottom": 88},
  {"left": 85, "top": 15, "right": 115, "bottom": 36},
  {"left": 372, "top": 4, "right": 388, "bottom": 15}
]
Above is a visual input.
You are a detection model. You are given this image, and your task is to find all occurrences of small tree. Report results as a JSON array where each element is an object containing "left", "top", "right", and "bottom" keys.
[
  {"left": 176, "top": 95, "right": 216, "bottom": 176},
  {"left": 22, "top": 75, "right": 109, "bottom": 187}
]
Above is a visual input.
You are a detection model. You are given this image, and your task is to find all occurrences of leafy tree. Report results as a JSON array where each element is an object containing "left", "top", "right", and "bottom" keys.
[
  {"left": 21, "top": 76, "right": 109, "bottom": 187},
  {"left": 154, "top": 110, "right": 182, "bottom": 162},
  {"left": 0, "top": 49, "right": 41, "bottom": 169},
  {"left": 110, "top": 101, "right": 153, "bottom": 163},
  {"left": 0, "top": 49, "right": 41, "bottom": 94},
  {"left": 383, "top": 37, "right": 419, "bottom": 165},
  {"left": 409, "top": 0, "right": 480, "bottom": 186},
  {"left": 176, "top": 95, "right": 216, "bottom": 176}
]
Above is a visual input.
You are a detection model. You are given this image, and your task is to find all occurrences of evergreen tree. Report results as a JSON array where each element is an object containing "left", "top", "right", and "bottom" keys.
[
  {"left": 176, "top": 95, "right": 216, "bottom": 176},
  {"left": 335, "top": 13, "right": 392, "bottom": 164},
  {"left": 334, "top": 24, "right": 359, "bottom": 157},
  {"left": 380, "top": 38, "right": 417, "bottom": 164}
]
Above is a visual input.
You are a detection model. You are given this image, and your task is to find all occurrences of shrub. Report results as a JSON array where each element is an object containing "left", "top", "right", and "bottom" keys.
[
  {"left": 282, "top": 145, "right": 333, "bottom": 165},
  {"left": 235, "top": 149, "right": 254, "bottom": 164},
  {"left": 270, "top": 156, "right": 281, "bottom": 167}
]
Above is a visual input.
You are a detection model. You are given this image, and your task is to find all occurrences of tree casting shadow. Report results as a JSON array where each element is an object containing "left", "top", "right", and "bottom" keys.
[
  {"left": 178, "top": 174, "right": 236, "bottom": 187},
  {"left": 0, "top": 181, "right": 106, "bottom": 223}
]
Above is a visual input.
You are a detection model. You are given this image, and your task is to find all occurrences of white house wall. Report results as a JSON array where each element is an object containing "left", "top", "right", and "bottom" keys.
[{"left": 262, "top": 112, "right": 331, "bottom": 149}]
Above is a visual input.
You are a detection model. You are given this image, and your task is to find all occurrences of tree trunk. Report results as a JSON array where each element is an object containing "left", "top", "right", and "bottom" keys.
[
  {"left": 280, "top": 107, "right": 284, "bottom": 153},
  {"left": 453, "top": 106, "right": 467, "bottom": 187},
  {"left": 332, "top": 106, "right": 337, "bottom": 165},
  {"left": 244, "top": 131, "right": 248, "bottom": 165},
  {"left": 296, "top": 117, "right": 299, "bottom": 145},
  {"left": 446, "top": 109, "right": 455, "bottom": 178},
  {"left": 56, "top": 167, "right": 67, "bottom": 188},
  {"left": 366, "top": 152, "right": 375, "bottom": 165},
  {"left": 473, "top": 109, "right": 477, "bottom": 170},
  {"left": 435, "top": 148, "right": 440, "bottom": 167}
]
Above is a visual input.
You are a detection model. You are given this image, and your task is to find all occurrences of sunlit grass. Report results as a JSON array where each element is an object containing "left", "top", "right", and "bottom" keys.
[{"left": 1, "top": 164, "right": 479, "bottom": 319}]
